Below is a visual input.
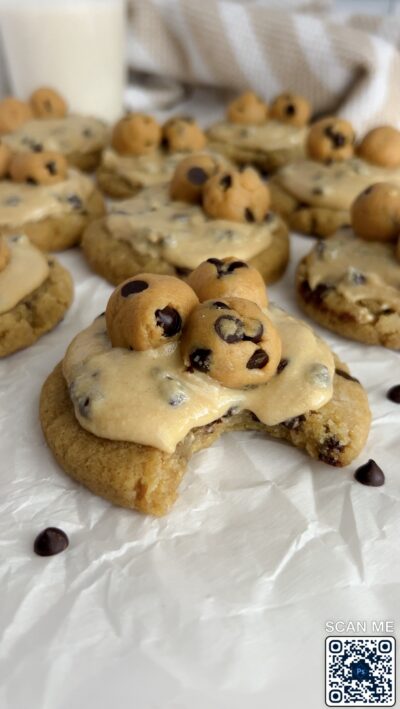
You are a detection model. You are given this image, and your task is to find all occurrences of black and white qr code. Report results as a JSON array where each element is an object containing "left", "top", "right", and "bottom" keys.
[{"left": 325, "top": 636, "right": 396, "bottom": 707}]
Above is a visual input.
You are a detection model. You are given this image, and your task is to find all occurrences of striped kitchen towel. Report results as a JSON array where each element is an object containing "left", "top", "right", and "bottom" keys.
[{"left": 126, "top": 0, "right": 400, "bottom": 132}]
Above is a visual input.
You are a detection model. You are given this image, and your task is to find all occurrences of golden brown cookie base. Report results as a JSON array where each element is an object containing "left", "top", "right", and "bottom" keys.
[
  {"left": 0, "top": 188, "right": 106, "bottom": 252},
  {"left": 81, "top": 216, "right": 290, "bottom": 286},
  {"left": 207, "top": 138, "right": 304, "bottom": 173},
  {"left": 67, "top": 149, "right": 103, "bottom": 172},
  {"left": 269, "top": 177, "right": 350, "bottom": 238},
  {"left": 40, "top": 360, "right": 370, "bottom": 515},
  {"left": 0, "top": 258, "right": 73, "bottom": 357},
  {"left": 96, "top": 165, "right": 143, "bottom": 199},
  {"left": 296, "top": 259, "right": 400, "bottom": 349}
]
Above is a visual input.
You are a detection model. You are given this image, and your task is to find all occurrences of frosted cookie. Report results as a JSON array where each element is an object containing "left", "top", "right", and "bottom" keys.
[
  {"left": 296, "top": 229, "right": 400, "bottom": 348},
  {"left": 2, "top": 87, "right": 108, "bottom": 172},
  {"left": 97, "top": 114, "right": 209, "bottom": 199},
  {"left": 207, "top": 91, "right": 310, "bottom": 174},
  {"left": 40, "top": 269, "right": 370, "bottom": 515},
  {"left": 82, "top": 161, "right": 289, "bottom": 285},
  {"left": 270, "top": 122, "right": 400, "bottom": 238},
  {"left": 0, "top": 152, "right": 105, "bottom": 251},
  {"left": 0, "top": 234, "right": 73, "bottom": 356}
]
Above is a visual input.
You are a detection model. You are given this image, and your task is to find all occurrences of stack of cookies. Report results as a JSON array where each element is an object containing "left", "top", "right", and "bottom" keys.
[{"left": 1, "top": 85, "right": 398, "bottom": 522}]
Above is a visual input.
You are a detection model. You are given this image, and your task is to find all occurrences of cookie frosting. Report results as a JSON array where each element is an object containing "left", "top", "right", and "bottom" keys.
[
  {"left": 106, "top": 185, "right": 279, "bottom": 270},
  {"left": 276, "top": 158, "right": 400, "bottom": 211},
  {"left": 208, "top": 119, "right": 306, "bottom": 152},
  {"left": 304, "top": 230, "right": 400, "bottom": 320},
  {"left": 0, "top": 234, "right": 49, "bottom": 314},
  {"left": 0, "top": 170, "right": 96, "bottom": 228},
  {"left": 3, "top": 115, "right": 108, "bottom": 156},
  {"left": 101, "top": 148, "right": 185, "bottom": 187},
  {"left": 63, "top": 306, "right": 334, "bottom": 453}
]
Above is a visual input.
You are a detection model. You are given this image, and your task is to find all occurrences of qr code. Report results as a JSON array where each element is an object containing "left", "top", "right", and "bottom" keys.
[{"left": 325, "top": 637, "right": 396, "bottom": 706}]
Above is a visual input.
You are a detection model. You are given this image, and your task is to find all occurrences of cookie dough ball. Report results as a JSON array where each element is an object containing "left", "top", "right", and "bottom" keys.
[
  {"left": 170, "top": 153, "right": 222, "bottom": 203},
  {"left": 203, "top": 167, "right": 270, "bottom": 223},
  {"left": 0, "top": 142, "right": 12, "bottom": 178},
  {"left": 162, "top": 117, "right": 206, "bottom": 153},
  {"left": 351, "top": 182, "right": 400, "bottom": 242},
  {"left": 0, "top": 97, "right": 33, "bottom": 134},
  {"left": 30, "top": 87, "right": 68, "bottom": 119},
  {"left": 270, "top": 93, "right": 311, "bottom": 127},
  {"left": 111, "top": 114, "right": 161, "bottom": 156},
  {"left": 187, "top": 257, "right": 268, "bottom": 309},
  {"left": 106, "top": 274, "right": 198, "bottom": 351},
  {"left": 9, "top": 151, "right": 68, "bottom": 185},
  {"left": 357, "top": 126, "right": 400, "bottom": 168},
  {"left": 0, "top": 236, "right": 10, "bottom": 272},
  {"left": 307, "top": 117, "right": 355, "bottom": 162},
  {"left": 227, "top": 91, "right": 268, "bottom": 125},
  {"left": 181, "top": 297, "right": 281, "bottom": 389}
]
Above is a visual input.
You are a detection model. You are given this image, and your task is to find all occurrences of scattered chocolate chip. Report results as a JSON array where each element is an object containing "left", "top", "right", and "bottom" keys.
[
  {"left": 316, "top": 240, "right": 325, "bottom": 257},
  {"left": 219, "top": 173, "right": 232, "bottom": 190},
  {"left": 348, "top": 269, "right": 366, "bottom": 285},
  {"left": 226, "top": 260, "right": 248, "bottom": 272},
  {"left": 46, "top": 161, "right": 57, "bottom": 175},
  {"left": 354, "top": 459, "right": 385, "bottom": 487},
  {"left": 34, "top": 527, "right": 69, "bottom": 556},
  {"left": 312, "top": 187, "right": 323, "bottom": 196},
  {"left": 285, "top": 103, "right": 296, "bottom": 115},
  {"left": 335, "top": 368, "right": 360, "bottom": 384},
  {"left": 161, "top": 136, "right": 169, "bottom": 149},
  {"left": 283, "top": 415, "right": 305, "bottom": 430},
  {"left": 212, "top": 301, "right": 230, "bottom": 309},
  {"left": 246, "top": 348, "right": 269, "bottom": 369},
  {"left": 387, "top": 384, "right": 400, "bottom": 403},
  {"left": 82, "top": 127, "right": 93, "bottom": 138},
  {"left": 277, "top": 358, "right": 289, "bottom": 374},
  {"left": 187, "top": 166, "right": 208, "bottom": 185},
  {"left": 245, "top": 207, "right": 255, "bottom": 222},
  {"left": 26, "top": 176, "right": 37, "bottom": 185},
  {"left": 78, "top": 396, "right": 90, "bottom": 417},
  {"left": 155, "top": 306, "right": 182, "bottom": 337},
  {"left": 264, "top": 211, "right": 274, "bottom": 222},
  {"left": 214, "top": 315, "right": 244, "bottom": 343},
  {"left": 324, "top": 125, "right": 346, "bottom": 148},
  {"left": 189, "top": 348, "right": 212, "bottom": 373},
  {"left": 32, "top": 143, "right": 43, "bottom": 152},
  {"left": 258, "top": 167, "right": 269, "bottom": 181},
  {"left": 121, "top": 279, "right": 148, "bottom": 297},
  {"left": 207, "top": 257, "right": 224, "bottom": 277}
]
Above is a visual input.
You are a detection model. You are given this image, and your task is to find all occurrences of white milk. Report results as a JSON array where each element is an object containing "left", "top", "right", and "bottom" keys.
[{"left": 0, "top": 0, "right": 126, "bottom": 122}]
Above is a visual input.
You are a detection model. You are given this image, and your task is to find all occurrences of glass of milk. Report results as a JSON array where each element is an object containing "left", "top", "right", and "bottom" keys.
[{"left": 0, "top": 0, "right": 126, "bottom": 122}]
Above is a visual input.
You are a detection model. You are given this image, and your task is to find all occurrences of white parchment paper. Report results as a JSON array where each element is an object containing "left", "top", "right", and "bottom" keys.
[{"left": 1, "top": 91, "right": 400, "bottom": 709}]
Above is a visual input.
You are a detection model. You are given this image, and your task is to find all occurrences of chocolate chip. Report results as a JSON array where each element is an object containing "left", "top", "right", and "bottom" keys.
[
  {"left": 318, "top": 435, "right": 344, "bottom": 465},
  {"left": 189, "top": 348, "right": 212, "bottom": 373},
  {"left": 155, "top": 306, "right": 182, "bottom": 337},
  {"left": 226, "top": 260, "right": 248, "bottom": 273},
  {"left": 354, "top": 459, "right": 385, "bottom": 487},
  {"left": 246, "top": 349, "right": 269, "bottom": 369},
  {"left": 212, "top": 301, "right": 230, "bottom": 309},
  {"left": 312, "top": 187, "right": 323, "bottom": 196},
  {"left": 264, "top": 211, "right": 274, "bottom": 222},
  {"left": 363, "top": 185, "right": 374, "bottom": 195},
  {"left": 78, "top": 396, "right": 90, "bottom": 417},
  {"left": 26, "top": 177, "right": 37, "bottom": 185},
  {"left": 348, "top": 269, "right": 366, "bottom": 285},
  {"left": 283, "top": 415, "right": 305, "bottom": 430},
  {"left": 243, "top": 320, "right": 263, "bottom": 343},
  {"left": 34, "top": 528, "right": 69, "bottom": 556},
  {"left": 187, "top": 166, "right": 208, "bottom": 185},
  {"left": 67, "top": 194, "right": 83, "bottom": 210},
  {"left": 324, "top": 125, "right": 346, "bottom": 148},
  {"left": 387, "top": 384, "right": 400, "bottom": 403},
  {"left": 214, "top": 315, "right": 244, "bottom": 343},
  {"left": 335, "top": 368, "right": 360, "bottom": 384},
  {"left": 32, "top": 143, "right": 43, "bottom": 152},
  {"left": 82, "top": 127, "right": 93, "bottom": 138},
  {"left": 207, "top": 257, "right": 224, "bottom": 277},
  {"left": 258, "top": 167, "right": 269, "bottom": 181},
  {"left": 161, "top": 136, "right": 169, "bottom": 149},
  {"left": 285, "top": 103, "right": 296, "bottom": 115},
  {"left": 46, "top": 161, "right": 57, "bottom": 175},
  {"left": 120, "top": 279, "right": 148, "bottom": 297},
  {"left": 277, "top": 358, "right": 289, "bottom": 373},
  {"left": 219, "top": 173, "right": 232, "bottom": 190},
  {"left": 245, "top": 207, "right": 255, "bottom": 222}
]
